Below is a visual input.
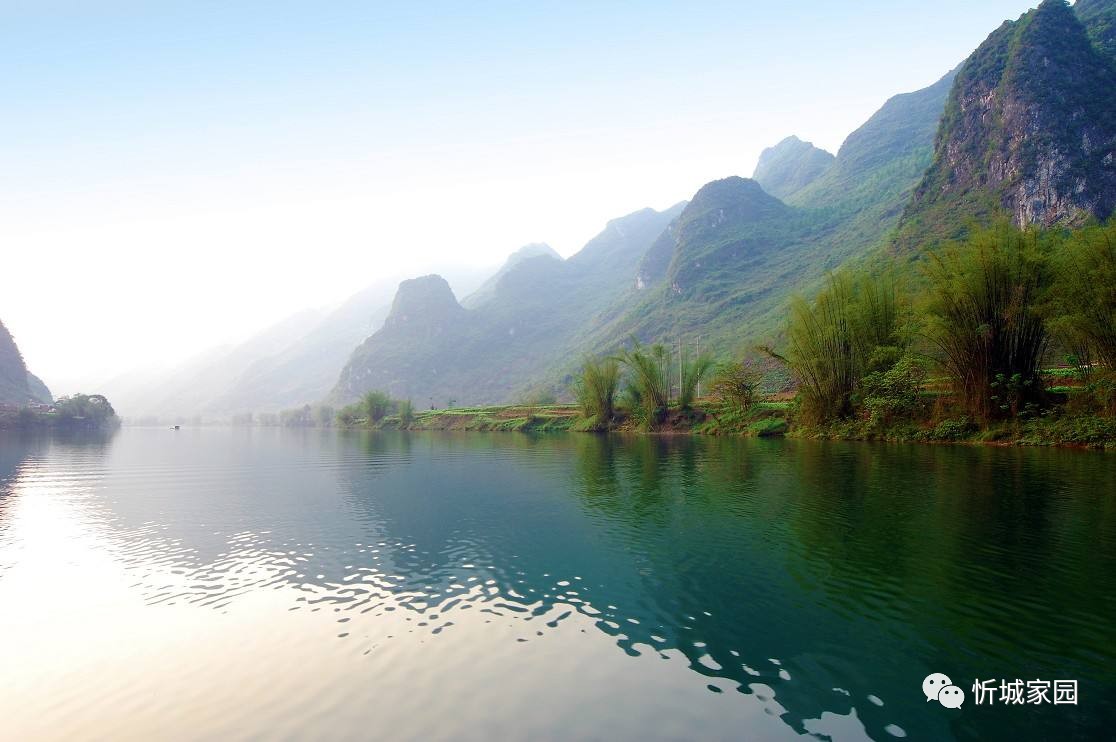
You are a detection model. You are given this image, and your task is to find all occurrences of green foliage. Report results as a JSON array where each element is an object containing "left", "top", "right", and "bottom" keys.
[
  {"left": 707, "top": 361, "right": 761, "bottom": 413},
  {"left": 617, "top": 383, "right": 647, "bottom": 428},
  {"left": 1077, "top": 0, "right": 1116, "bottom": 64},
  {"left": 1048, "top": 223, "right": 1116, "bottom": 371},
  {"left": 1018, "top": 412, "right": 1116, "bottom": 448},
  {"left": 1065, "top": 369, "right": 1116, "bottom": 417},
  {"left": 54, "top": 394, "right": 117, "bottom": 426},
  {"left": 574, "top": 356, "right": 621, "bottom": 429},
  {"left": 857, "top": 355, "right": 927, "bottom": 430},
  {"left": 748, "top": 417, "right": 788, "bottom": 437},
  {"left": 363, "top": 390, "right": 394, "bottom": 422},
  {"left": 679, "top": 352, "right": 716, "bottom": 410},
  {"left": 924, "top": 225, "right": 1052, "bottom": 422},
  {"left": 990, "top": 373, "right": 1043, "bottom": 419},
  {"left": 615, "top": 341, "right": 671, "bottom": 424},
  {"left": 1089, "top": 372, "right": 1116, "bottom": 417},
  {"left": 398, "top": 399, "right": 415, "bottom": 426},
  {"left": 927, "top": 417, "right": 978, "bottom": 441},
  {"left": 766, "top": 270, "right": 906, "bottom": 423},
  {"left": 337, "top": 404, "right": 361, "bottom": 427}
]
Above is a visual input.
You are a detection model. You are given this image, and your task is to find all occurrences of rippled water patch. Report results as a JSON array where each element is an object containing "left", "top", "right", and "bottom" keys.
[{"left": 1, "top": 428, "right": 1114, "bottom": 740}]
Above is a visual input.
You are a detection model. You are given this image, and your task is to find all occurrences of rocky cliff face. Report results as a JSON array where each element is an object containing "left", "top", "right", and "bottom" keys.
[
  {"left": 752, "top": 136, "right": 835, "bottom": 200},
  {"left": 897, "top": 0, "right": 1116, "bottom": 247}
]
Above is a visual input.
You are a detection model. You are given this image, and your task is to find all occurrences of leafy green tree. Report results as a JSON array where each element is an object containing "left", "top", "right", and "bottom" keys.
[
  {"left": 54, "top": 393, "right": 117, "bottom": 426},
  {"left": 708, "top": 361, "right": 762, "bottom": 413},
  {"left": 856, "top": 355, "right": 927, "bottom": 429},
  {"left": 363, "top": 390, "right": 393, "bottom": 423},
  {"left": 336, "top": 404, "right": 360, "bottom": 427}
]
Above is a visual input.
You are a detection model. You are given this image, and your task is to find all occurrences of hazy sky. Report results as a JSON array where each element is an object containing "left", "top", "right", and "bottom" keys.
[{"left": 3, "top": 0, "right": 1038, "bottom": 391}]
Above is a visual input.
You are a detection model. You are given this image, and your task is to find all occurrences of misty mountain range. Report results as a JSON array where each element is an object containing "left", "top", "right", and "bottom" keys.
[{"left": 6, "top": 0, "right": 1115, "bottom": 420}]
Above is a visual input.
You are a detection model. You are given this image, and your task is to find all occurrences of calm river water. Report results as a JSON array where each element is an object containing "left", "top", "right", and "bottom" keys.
[{"left": 0, "top": 428, "right": 1113, "bottom": 740}]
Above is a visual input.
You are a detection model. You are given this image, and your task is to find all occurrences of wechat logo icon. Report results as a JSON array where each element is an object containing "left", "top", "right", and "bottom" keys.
[{"left": 924, "top": 673, "right": 965, "bottom": 708}]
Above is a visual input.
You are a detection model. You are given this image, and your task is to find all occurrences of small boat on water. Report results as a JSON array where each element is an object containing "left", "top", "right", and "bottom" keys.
[{"left": 173, "top": 425, "right": 180, "bottom": 430}]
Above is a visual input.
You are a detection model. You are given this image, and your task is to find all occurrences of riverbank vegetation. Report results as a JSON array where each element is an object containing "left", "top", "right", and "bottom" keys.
[
  {"left": 767, "top": 224, "right": 1116, "bottom": 448},
  {"left": 324, "top": 223, "right": 1115, "bottom": 448},
  {"left": 0, "top": 393, "right": 120, "bottom": 431}
]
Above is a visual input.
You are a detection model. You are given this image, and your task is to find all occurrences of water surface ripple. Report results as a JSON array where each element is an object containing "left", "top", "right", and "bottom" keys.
[{"left": 0, "top": 429, "right": 1114, "bottom": 741}]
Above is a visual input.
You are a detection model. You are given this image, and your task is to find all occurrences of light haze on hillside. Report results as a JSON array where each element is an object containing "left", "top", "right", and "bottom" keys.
[{"left": 2, "top": 0, "right": 1038, "bottom": 392}]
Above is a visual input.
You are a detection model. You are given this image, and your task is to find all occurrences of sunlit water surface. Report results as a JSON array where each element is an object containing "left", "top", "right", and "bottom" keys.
[{"left": 1, "top": 428, "right": 1114, "bottom": 741}]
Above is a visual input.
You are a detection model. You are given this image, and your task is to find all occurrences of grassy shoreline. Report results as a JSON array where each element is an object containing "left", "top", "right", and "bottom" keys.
[{"left": 340, "top": 399, "right": 1116, "bottom": 450}]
